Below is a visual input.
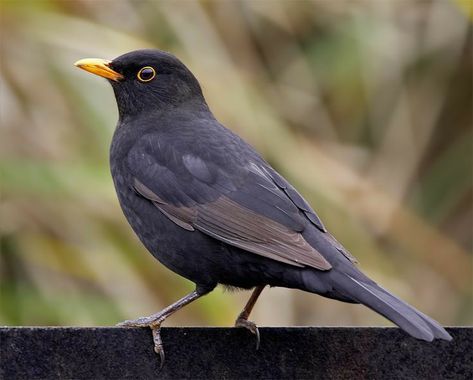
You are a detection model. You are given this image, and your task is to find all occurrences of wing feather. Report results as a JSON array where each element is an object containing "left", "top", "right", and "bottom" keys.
[{"left": 134, "top": 178, "right": 332, "bottom": 270}]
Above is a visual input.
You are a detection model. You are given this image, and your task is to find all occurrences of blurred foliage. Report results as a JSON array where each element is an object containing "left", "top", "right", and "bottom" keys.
[{"left": 0, "top": 0, "right": 471, "bottom": 329}]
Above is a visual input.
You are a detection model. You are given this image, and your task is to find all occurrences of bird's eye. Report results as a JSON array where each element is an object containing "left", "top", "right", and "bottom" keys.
[{"left": 137, "top": 66, "right": 156, "bottom": 82}]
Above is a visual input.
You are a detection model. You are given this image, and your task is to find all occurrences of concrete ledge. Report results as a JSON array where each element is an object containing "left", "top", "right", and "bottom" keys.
[{"left": 1, "top": 327, "right": 471, "bottom": 379}]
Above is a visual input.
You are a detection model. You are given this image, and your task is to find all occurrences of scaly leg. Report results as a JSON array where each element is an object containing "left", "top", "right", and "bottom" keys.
[
  {"left": 117, "top": 286, "right": 212, "bottom": 367},
  {"left": 235, "top": 285, "right": 265, "bottom": 349}
]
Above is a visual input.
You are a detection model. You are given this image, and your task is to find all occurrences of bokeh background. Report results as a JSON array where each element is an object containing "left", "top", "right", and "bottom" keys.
[{"left": 1, "top": 0, "right": 471, "bottom": 329}]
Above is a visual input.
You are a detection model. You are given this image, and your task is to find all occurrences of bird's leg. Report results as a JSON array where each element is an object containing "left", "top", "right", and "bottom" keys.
[
  {"left": 235, "top": 285, "right": 265, "bottom": 349},
  {"left": 117, "top": 286, "right": 212, "bottom": 367}
]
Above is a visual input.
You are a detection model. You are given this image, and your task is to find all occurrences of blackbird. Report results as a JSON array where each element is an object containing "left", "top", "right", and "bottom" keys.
[{"left": 75, "top": 49, "right": 452, "bottom": 363}]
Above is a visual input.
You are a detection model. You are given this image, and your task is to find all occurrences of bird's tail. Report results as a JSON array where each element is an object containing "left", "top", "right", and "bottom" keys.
[{"left": 328, "top": 271, "right": 452, "bottom": 341}]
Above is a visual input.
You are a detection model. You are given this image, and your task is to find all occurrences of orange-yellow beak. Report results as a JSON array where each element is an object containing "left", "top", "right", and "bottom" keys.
[{"left": 74, "top": 58, "right": 124, "bottom": 81}]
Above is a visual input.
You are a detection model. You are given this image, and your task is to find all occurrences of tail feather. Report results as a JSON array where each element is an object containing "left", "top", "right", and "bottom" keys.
[
  {"left": 372, "top": 282, "right": 452, "bottom": 341},
  {"left": 334, "top": 272, "right": 452, "bottom": 341}
]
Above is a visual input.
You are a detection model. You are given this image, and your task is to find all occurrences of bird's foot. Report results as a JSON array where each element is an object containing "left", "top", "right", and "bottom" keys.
[
  {"left": 115, "top": 289, "right": 208, "bottom": 369},
  {"left": 235, "top": 317, "right": 260, "bottom": 350},
  {"left": 117, "top": 315, "right": 166, "bottom": 368}
]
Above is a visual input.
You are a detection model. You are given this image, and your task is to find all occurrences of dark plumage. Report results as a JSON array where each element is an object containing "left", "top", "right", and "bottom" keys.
[{"left": 75, "top": 49, "right": 452, "bottom": 363}]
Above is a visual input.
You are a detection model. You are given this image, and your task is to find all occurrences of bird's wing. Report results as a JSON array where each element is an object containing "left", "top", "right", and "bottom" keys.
[{"left": 127, "top": 134, "right": 333, "bottom": 270}]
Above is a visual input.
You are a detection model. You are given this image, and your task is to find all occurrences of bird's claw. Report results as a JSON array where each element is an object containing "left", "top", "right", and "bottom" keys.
[
  {"left": 151, "top": 325, "right": 165, "bottom": 369},
  {"left": 235, "top": 317, "right": 261, "bottom": 350},
  {"left": 117, "top": 317, "right": 166, "bottom": 368}
]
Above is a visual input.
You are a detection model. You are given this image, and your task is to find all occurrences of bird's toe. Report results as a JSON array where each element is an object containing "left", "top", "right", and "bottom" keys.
[
  {"left": 152, "top": 326, "right": 165, "bottom": 369},
  {"left": 116, "top": 315, "right": 157, "bottom": 327},
  {"left": 235, "top": 318, "right": 261, "bottom": 350}
]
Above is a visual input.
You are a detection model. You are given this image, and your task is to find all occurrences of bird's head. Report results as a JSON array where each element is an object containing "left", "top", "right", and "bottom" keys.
[{"left": 75, "top": 49, "right": 206, "bottom": 120}]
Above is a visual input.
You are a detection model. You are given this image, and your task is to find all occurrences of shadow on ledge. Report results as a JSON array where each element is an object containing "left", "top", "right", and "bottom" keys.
[{"left": 1, "top": 327, "right": 471, "bottom": 379}]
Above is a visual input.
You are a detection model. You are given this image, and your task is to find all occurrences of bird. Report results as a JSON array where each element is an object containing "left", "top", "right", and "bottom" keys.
[{"left": 74, "top": 49, "right": 452, "bottom": 364}]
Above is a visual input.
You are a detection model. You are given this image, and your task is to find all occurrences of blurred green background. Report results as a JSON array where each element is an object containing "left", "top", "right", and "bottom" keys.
[{"left": 1, "top": 0, "right": 471, "bottom": 329}]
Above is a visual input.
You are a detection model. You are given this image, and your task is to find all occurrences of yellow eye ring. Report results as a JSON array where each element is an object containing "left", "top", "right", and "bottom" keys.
[{"left": 137, "top": 66, "right": 156, "bottom": 82}]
